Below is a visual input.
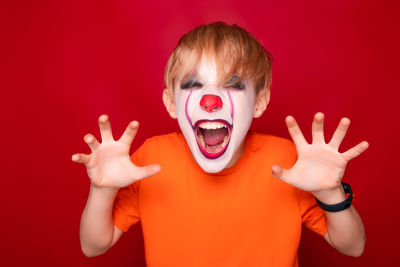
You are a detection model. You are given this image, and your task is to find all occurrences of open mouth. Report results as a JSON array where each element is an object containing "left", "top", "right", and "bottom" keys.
[{"left": 194, "top": 120, "right": 231, "bottom": 159}]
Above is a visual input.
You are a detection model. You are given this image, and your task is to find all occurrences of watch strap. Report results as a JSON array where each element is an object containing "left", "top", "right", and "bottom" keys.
[{"left": 315, "top": 182, "right": 353, "bottom": 212}]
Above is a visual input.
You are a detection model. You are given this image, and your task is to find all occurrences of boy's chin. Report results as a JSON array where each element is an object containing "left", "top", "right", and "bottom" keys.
[
  {"left": 190, "top": 145, "right": 236, "bottom": 173},
  {"left": 196, "top": 157, "right": 230, "bottom": 173}
]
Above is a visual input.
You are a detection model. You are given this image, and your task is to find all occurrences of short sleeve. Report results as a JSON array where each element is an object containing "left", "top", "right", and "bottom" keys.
[
  {"left": 299, "top": 189, "right": 328, "bottom": 236},
  {"left": 283, "top": 138, "right": 298, "bottom": 168},
  {"left": 113, "top": 182, "right": 141, "bottom": 232},
  {"left": 112, "top": 142, "right": 147, "bottom": 232}
]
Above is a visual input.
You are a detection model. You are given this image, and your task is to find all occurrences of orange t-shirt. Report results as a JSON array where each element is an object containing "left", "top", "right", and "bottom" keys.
[{"left": 113, "top": 132, "right": 327, "bottom": 267}]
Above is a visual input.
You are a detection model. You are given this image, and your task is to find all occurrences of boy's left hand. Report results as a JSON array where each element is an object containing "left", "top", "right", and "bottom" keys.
[{"left": 272, "top": 112, "right": 369, "bottom": 201}]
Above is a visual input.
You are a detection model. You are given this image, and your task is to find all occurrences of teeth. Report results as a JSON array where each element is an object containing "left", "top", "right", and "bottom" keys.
[
  {"left": 198, "top": 121, "right": 227, "bottom": 130},
  {"left": 198, "top": 132, "right": 206, "bottom": 148},
  {"left": 197, "top": 127, "right": 230, "bottom": 153}
]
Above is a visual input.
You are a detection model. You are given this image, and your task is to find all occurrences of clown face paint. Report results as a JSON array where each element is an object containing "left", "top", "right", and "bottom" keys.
[{"left": 174, "top": 58, "right": 257, "bottom": 173}]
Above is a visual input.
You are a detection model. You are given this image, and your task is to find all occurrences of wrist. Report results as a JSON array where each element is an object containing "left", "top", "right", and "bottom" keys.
[
  {"left": 313, "top": 182, "right": 354, "bottom": 213},
  {"left": 312, "top": 185, "right": 346, "bottom": 205},
  {"left": 90, "top": 184, "right": 119, "bottom": 198}
]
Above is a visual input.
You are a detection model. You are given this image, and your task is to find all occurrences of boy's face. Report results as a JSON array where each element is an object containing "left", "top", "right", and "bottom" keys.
[{"left": 163, "top": 57, "right": 269, "bottom": 173}]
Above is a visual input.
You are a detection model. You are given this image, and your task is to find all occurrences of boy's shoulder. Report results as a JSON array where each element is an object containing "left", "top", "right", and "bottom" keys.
[
  {"left": 248, "top": 132, "right": 298, "bottom": 167},
  {"left": 138, "top": 132, "right": 187, "bottom": 156},
  {"left": 134, "top": 131, "right": 297, "bottom": 167},
  {"left": 132, "top": 132, "right": 186, "bottom": 164},
  {"left": 142, "top": 131, "right": 293, "bottom": 145},
  {"left": 141, "top": 131, "right": 295, "bottom": 151},
  {"left": 249, "top": 131, "right": 295, "bottom": 150},
  {"left": 143, "top": 132, "right": 185, "bottom": 147}
]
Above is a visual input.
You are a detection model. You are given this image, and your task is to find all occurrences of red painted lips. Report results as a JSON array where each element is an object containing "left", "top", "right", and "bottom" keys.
[{"left": 194, "top": 120, "right": 231, "bottom": 159}]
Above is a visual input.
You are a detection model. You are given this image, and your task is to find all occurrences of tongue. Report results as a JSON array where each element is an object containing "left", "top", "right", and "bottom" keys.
[{"left": 202, "top": 128, "right": 227, "bottom": 146}]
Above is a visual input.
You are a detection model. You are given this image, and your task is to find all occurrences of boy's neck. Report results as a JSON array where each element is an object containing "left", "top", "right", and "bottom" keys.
[{"left": 225, "top": 138, "right": 246, "bottom": 169}]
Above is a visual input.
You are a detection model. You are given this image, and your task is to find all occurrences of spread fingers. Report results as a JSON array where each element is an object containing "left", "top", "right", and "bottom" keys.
[
  {"left": 285, "top": 115, "right": 308, "bottom": 147},
  {"left": 98, "top": 114, "right": 114, "bottom": 142},
  {"left": 71, "top": 153, "right": 91, "bottom": 165},
  {"left": 84, "top": 133, "right": 100, "bottom": 152},
  {"left": 342, "top": 141, "right": 369, "bottom": 161},
  {"left": 328, "top": 117, "right": 350, "bottom": 149},
  {"left": 119, "top": 121, "right": 139, "bottom": 146},
  {"left": 312, "top": 112, "right": 325, "bottom": 143}
]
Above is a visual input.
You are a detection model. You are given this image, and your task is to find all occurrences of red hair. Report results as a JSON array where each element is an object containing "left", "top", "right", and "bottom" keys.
[{"left": 164, "top": 21, "right": 273, "bottom": 92}]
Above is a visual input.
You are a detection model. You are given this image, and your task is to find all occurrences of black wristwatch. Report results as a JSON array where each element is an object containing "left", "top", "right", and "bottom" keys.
[{"left": 315, "top": 182, "right": 353, "bottom": 212}]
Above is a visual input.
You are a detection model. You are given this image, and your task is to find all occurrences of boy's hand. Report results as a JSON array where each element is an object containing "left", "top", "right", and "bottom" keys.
[
  {"left": 272, "top": 112, "right": 369, "bottom": 201},
  {"left": 72, "top": 115, "right": 161, "bottom": 189}
]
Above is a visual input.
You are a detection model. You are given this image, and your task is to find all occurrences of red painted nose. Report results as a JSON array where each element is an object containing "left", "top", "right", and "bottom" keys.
[{"left": 200, "top": 94, "right": 223, "bottom": 113}]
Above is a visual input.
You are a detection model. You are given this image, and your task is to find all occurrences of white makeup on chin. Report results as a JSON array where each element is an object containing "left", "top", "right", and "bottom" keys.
[{"left": 174, "top": 58, "right": 257, "bottom": 173}]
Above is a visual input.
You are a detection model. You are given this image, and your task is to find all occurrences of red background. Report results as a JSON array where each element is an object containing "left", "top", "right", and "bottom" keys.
[{"left": 1, "top": 0, "right": 399, "bottom": 266}]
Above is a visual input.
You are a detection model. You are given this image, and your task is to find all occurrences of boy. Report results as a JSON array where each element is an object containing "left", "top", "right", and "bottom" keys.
[{"left": 73, "top": 22, "right": 368, "bottom": 266}]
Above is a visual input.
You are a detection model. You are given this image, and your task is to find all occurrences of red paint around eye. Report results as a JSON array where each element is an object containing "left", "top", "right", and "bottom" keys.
[{"left": 200, "top": 94, "right": 223, "bottom": 113}]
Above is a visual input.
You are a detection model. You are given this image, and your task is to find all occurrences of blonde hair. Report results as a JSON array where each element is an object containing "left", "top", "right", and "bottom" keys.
[{"left": 164, "top": 21, "right": 273, "bottom": 92}]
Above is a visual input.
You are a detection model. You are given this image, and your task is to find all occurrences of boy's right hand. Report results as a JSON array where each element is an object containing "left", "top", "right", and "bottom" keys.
[{"left": 72, "top": 115, "right": 161, "bottom": 189}]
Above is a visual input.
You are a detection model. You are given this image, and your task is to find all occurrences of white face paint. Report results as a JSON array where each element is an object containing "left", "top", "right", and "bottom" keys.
[{"left": 174, "top": 58, "right": 257, "bottom": 173}]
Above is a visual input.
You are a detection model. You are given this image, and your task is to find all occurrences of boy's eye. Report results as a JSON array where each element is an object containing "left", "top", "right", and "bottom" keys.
[
  {"left": 180, "top": 81, "right": 203, "bottom": 89},
  {"left": 227, "top": 82, "right": 245, "bottom": 90}
]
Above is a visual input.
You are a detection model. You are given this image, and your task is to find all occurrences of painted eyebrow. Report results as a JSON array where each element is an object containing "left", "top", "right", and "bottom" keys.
[
  {"left": 180, "top": 76, "right": 203, "bottom": 89},
  {"left": 224, "top": 75, "right": 246, "bottom": 89},
  {"left": 224, "top": 75, "right": 240, "bottom": 85},
  {"left": 179, "top": 75, "right": 245, "bottom": 89}
]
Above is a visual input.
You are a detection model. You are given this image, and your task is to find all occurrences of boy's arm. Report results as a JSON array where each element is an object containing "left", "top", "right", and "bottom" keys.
[
  {"left": 272, "top": 112, "right": 369, "bottom": 257},
  {"left": 79, "top": 185, "right": 123, "bottom": 257},
  {"left": 317, "top": 188, "right": 365, "bottom": 256},
  {"left": 73, "top": 115, "right": 160, "bottom": 257}
]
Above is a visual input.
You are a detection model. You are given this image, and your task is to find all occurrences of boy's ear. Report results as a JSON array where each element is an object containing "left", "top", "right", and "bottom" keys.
[
  {"left": 162, "top": 88, "right": 177, "bottom": 119},
  {"left": 253, "top": 88, "right": 270, "bottom": 118}
]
